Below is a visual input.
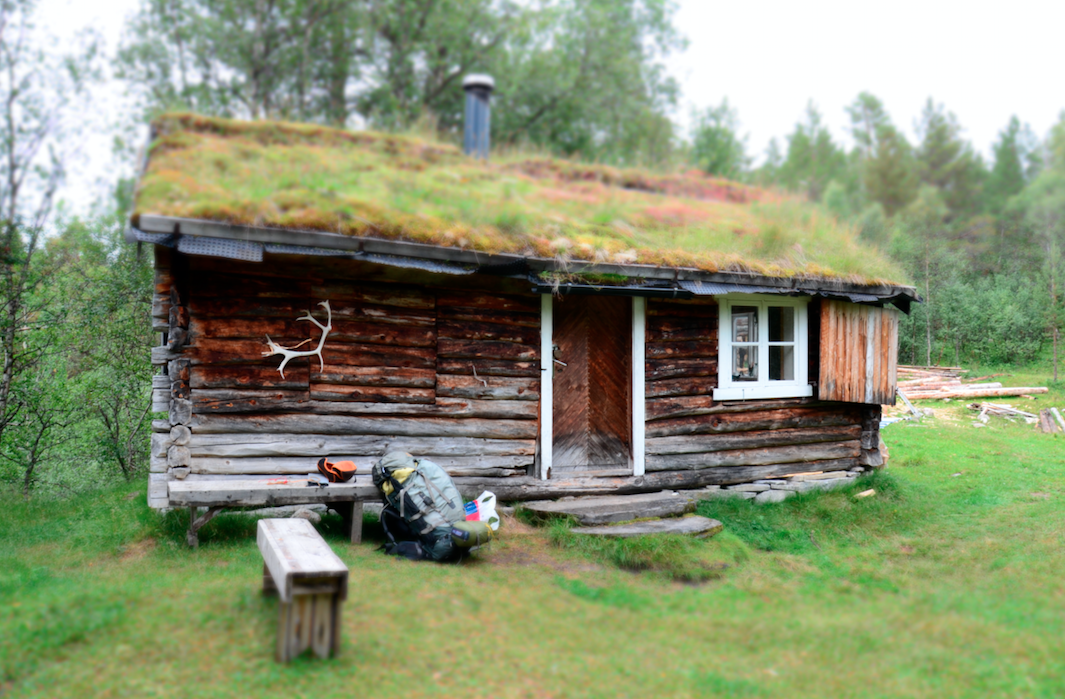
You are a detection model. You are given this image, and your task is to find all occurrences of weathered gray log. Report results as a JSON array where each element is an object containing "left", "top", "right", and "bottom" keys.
[
  {"left": 185, "top": 414, "right": 540, "bottom": 439},
  {"left": 153, "top": 346, "right": 183, "bottom": 365},
  {"left": 152, "top": 375, "right": 171, "bottom": 391},
  {"left": 859, "top": 447, "right": 885, "bottom": 467},
  {"left": 571, "top": 516, "right": 723, "bottom": 539},
  {"left": 167, "top": 327, "right": 189, "bottom": 350},
  {"left": 190, "top": 454, "right": 533, "bottom": 476},
  {"left": 171, "top": 467, "right": 191, "bottom": 480},
  {"left": 167, "top": 445, "right": 191, "bottom": 467},
  {"left": 189, "top": 396, "right": 540, "bottom": 422},
  {"left": 645, "top": 440, "right": 861, "bottom": 472},
  {"left": 186, "top": 434, "right": 535, "bottom": 459},
  {"left": 170, "top": 425, "right": 192, "bottom": 446},
  {"left": 170, "top": 380, "right": 191, "bottom": 400},
  {"left": 449, "top": 457, "right": 860, "bottom": 500},
  {"left": 645, "top": 425, "right": 861, "bottom": 455},
  {"left": 523, "top": 491, "right": 695, "bottom": 525},
  {"left": 168, "top": 358, "right": 191, "bottom": 382},
  {"left": 169, "top": 398, "right": 193, "bottom": 426},
  {"left": 170, "top": 479, "right": 378, "bottom": 507},
  {"left": 152, "top": 388, "right": 170, "bottom": 413}
]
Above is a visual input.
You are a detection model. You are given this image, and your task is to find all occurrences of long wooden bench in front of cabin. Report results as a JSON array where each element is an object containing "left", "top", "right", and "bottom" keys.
[
  {"left": 258, "top": 518, "right": 349, "bottom": 662},
  {"left": 168, "top": 478, "right": 380, "bottom": 547}
]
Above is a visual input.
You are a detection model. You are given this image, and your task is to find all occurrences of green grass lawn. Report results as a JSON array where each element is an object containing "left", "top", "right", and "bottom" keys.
[{"left": 3, "top": 387, "right": 1065, "bottom": 698}]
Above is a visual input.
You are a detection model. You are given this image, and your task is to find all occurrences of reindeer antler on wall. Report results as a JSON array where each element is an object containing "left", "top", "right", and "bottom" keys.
[{"left": 263, "top": 300, "right": 333, "bottom": 378}]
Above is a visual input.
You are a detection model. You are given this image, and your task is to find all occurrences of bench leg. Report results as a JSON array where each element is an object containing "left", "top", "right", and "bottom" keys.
[
  {"left": 349, "top": 502, "right": 363, "bottom": 544},
  {"left": 187, "top": 506, "right": 223, "bottom": 548},
  {"left": 336, "top": 501, "right": 363, "bottom": 544}
]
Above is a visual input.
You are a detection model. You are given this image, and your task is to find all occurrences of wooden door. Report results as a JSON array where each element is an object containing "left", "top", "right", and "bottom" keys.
[{"left": 551, "top": 295, "right": 632, "bottom": 475}]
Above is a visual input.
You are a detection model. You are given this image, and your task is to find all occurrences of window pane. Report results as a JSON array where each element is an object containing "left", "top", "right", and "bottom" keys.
[
  {"left": 732, "top": 307, "right": 758, "bottom": 343},
  {"left": 768, "top": 306, "right": 795, "bottom": 342},
  {"left": 769, "top": 345, "right": 795, "bottom": 381},
  {"left": 733, "top": 345, "right": 758, "bottom": 381}
]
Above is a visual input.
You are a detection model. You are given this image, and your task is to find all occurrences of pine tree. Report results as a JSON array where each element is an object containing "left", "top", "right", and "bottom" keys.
[
  {"left": 914, "top": 98, "right": 986, "bottom": 221},
  {"left": 778, "top": 102, "right": 847, "bottom": 201},
  {"left": 846, "top": 92, "right": 917, "bottom": 217}
]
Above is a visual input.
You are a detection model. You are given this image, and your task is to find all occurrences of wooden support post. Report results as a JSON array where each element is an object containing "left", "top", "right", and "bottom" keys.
[
  {"left": 335, "top": 501, "right": 364, "bottom": 544},
  {"left": 187, "top": 505, "right": 223, "bottom": 548}
]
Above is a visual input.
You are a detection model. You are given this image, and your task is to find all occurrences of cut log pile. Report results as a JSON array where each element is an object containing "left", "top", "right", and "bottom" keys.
[{"left": 897, "top": 365, "right": 1047, "bottom": 401}]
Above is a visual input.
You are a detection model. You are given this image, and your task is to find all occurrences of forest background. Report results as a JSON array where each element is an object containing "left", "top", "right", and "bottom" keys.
[{"left": 1, "top": 0, "right": 1063, "bottom": 497}]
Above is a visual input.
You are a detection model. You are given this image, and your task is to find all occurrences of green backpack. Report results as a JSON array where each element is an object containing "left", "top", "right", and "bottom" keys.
[{"left": 372, "top": 452, "right": 466, "bottom": 561}]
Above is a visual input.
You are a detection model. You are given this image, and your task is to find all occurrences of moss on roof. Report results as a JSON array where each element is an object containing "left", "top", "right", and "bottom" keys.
[{"left": 133, "top": 113, "right": 908, "bottom": 286}]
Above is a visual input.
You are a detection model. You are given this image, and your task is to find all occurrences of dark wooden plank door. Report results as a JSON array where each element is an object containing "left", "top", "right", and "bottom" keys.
[{"left": 552, "top": 295, "right": 632, "bottom": 474}]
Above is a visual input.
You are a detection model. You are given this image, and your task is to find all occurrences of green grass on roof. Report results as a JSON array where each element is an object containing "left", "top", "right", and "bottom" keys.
[{"left": 133, "top": 113, "right": 908, "bottom": 286}]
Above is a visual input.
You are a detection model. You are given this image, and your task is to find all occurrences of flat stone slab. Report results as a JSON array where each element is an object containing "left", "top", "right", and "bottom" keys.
[
  {"left": 523, "top": 491, "right": 695, "bottom": 525},
  {"left": 571, "top": 516, "right": 724, "bottom": 539}
]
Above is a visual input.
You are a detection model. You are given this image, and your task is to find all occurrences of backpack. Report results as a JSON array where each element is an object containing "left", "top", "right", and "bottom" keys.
[{"left": 372, "top": 452, "right": 466, "bottom": 562}]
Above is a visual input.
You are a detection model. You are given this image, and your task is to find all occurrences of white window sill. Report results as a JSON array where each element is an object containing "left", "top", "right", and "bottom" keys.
[{"left": 713, "top": 384, "right": 814, "bottom": 401}]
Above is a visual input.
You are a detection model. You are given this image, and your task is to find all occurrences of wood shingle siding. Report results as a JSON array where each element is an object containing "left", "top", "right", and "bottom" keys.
[{"left": 819, "top": 300, "right": 899, "bottom": 405}]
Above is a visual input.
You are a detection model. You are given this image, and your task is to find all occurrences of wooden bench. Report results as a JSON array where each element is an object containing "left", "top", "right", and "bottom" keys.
[
  {"left": 168, "top": 478, "right": 379, "bottom": 547},
  {"left": 258, "top": 518, "right": 349, "bottom": 662}
]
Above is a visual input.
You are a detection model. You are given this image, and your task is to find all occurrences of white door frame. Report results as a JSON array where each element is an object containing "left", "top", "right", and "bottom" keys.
[{"left": 539, "top": 294, "right": 646, "bottom": 479}]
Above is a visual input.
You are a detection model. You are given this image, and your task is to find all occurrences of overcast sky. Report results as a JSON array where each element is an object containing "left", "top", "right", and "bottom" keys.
[{"left": 40, "top": 0, "right": 1065, "bottom": 211}]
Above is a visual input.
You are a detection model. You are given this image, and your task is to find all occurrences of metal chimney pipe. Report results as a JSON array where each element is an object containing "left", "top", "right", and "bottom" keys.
[{"left": 463, "top": 74, "right": 494, "bottom": 160}]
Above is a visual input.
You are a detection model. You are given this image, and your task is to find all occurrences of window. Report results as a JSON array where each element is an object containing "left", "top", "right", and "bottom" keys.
[{"left": 715, "top": 296, "right": 812, "bottom": 401}]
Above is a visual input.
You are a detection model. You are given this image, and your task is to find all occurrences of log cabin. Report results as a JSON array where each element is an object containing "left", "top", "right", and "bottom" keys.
[{"left": 131, "top": 114, "right": 917, "bottom": 511}]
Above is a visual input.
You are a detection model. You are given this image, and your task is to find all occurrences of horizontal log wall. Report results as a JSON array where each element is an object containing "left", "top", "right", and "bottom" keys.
[
  {"left": 642, "top": 297, "right": 869, "bottom": 480},
  {"left": 152, "top": 252, "right": 540, "bottom": 490},
  {"left": 148, "top": 248, "right": 885, "bottom": 505}
]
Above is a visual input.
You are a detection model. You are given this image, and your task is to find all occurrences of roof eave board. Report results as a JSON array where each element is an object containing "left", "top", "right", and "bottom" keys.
[{"left": 134, "top": 213, "right": 919, "bottom": 303}]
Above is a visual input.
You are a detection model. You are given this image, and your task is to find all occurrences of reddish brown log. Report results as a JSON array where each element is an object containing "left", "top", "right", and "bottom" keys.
[
  {"left": 191, "top": 364, "right": 309, "bottom": 390},
  {"left": 437, "top": 358, "right": 540, "bottom": 377},
  {"left": 436, "top": 320, "right": 538, "bottom": 345},
  {"left": 169, "top": 305, "right": 190, "bottom": 329},
  {"left": 309, "top": 384, "right": 436, "bottom": 404},
  {"left": 645, "top": 358, "right": 718, "bottom": 381},
  {"left": 311, "top": 366, "right": 435, "bottom": 388},
  {"left": 188, "top": 298, "right": 435, "bottom": 326},
  {"left": 645, "top": 341, "right": 717, "bottom": 359},
  {"left": 644, "top": 376, "right": 718, "bottom": 398},
  {"left": 437, "top": 306, "right": 539, "bottom": 327},
  {"left": 189, "top": 275, "right": 312, "bottom": 299},
  {"left": 190, "top": 317, "right": 436, "bottom": 346},
  {"left": 437, "top": 339, "right": 538, "bottom": 361},
  {"left": 310, "top": 282, "right": 435, "bottom": 309},
  {"left": 436, "top": 292, "right": 539, "bottom": 313},
  {"left": 646, "top": 322, "right": 718, "bottom": 342}
]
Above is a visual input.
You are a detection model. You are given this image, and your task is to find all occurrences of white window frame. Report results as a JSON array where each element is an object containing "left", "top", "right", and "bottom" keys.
[{"left": 714, "top": 294, "right": 812, "bottom": 401}]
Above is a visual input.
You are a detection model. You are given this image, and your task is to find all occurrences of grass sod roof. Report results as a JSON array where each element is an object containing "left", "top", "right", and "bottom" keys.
[{"left": 133, "top": 113, "right": 909, "bottom": 287}]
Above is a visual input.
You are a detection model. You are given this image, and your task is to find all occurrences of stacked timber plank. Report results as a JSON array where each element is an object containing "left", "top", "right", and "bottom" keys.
[{"left": 897, "top": 365, "right": 1047, "bottom": 401}]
